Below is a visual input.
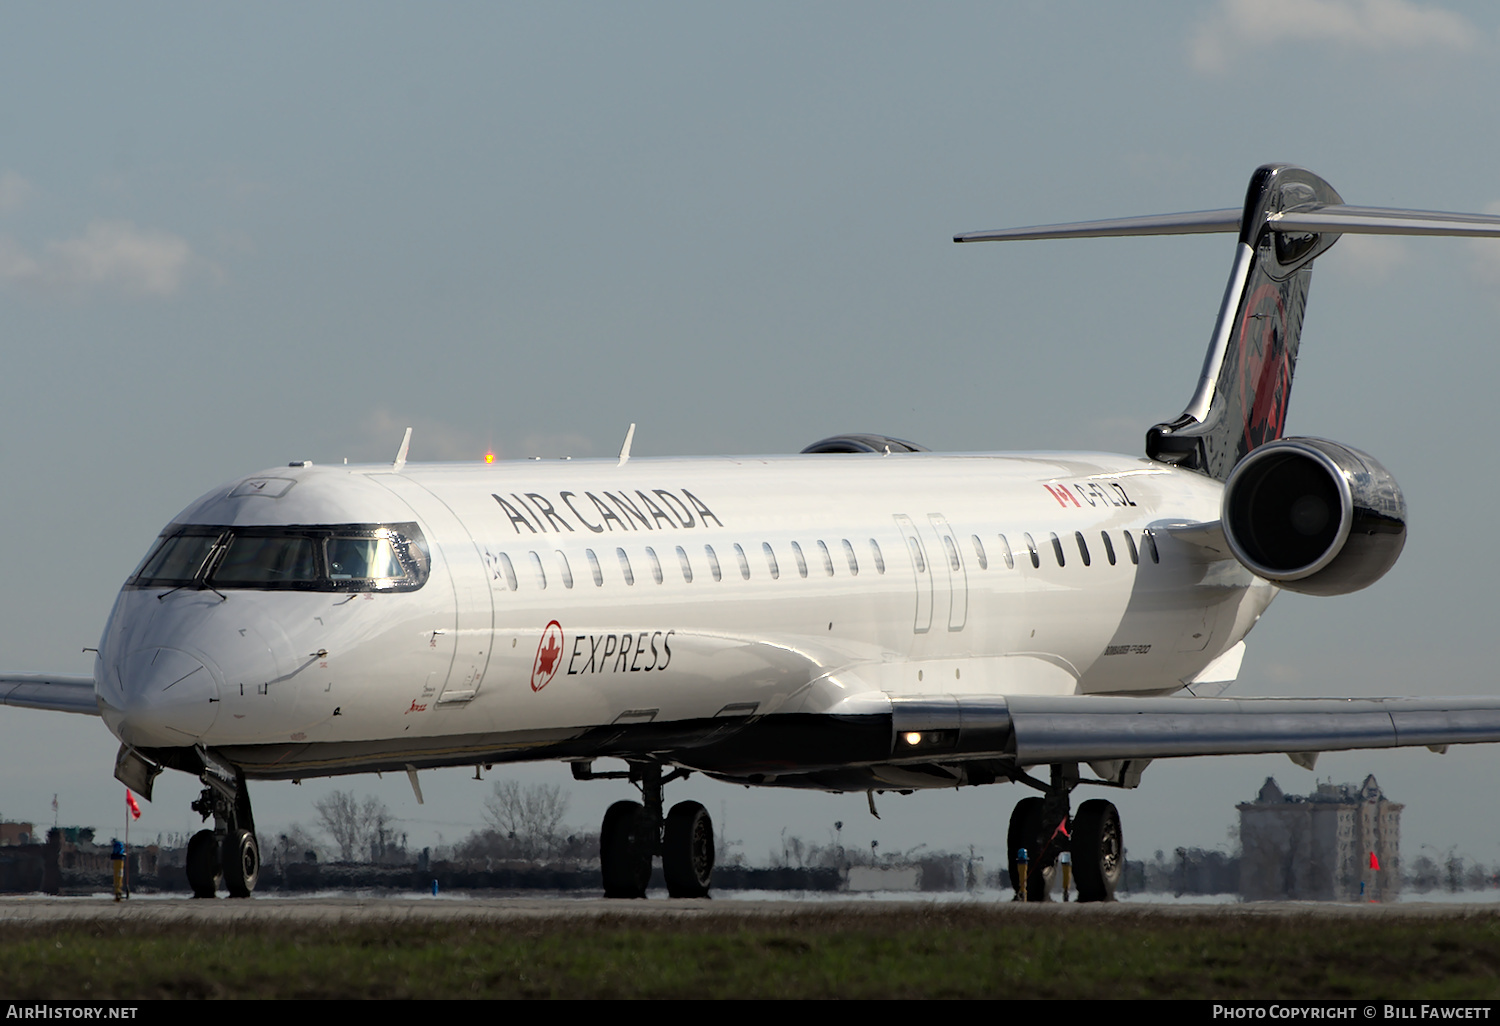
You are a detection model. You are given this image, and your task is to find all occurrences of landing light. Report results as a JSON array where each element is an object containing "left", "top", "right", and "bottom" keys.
[
  {"left": 903, "top": 732, "right": 923, "bottom": 746},
  {"left": 484, "top": 452, "right": 495, "bottom": 464}
]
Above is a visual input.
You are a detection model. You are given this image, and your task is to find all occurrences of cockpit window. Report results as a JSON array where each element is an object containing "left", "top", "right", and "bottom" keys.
[
  {"left": 128, "top": 523, "right": 429, "bottom": 592},
  {"left": 131, "top": 529, "right": 222, "bottom": 583},
  {"left": 215, "top": 535, "right": 319, "bottom": 584},
  {"left": 327, "top": 537, "right": 404, "bottom": 581}
]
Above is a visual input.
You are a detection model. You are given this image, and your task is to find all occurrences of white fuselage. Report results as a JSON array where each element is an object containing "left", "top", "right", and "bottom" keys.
[{"left": 94, "top": 451, "right": 1273, "bottom": 784}]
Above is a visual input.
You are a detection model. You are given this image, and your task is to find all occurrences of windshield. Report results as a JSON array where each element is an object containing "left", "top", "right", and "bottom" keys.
[{"left": 128, "top": 523, "right": 430, "bottom": 592}]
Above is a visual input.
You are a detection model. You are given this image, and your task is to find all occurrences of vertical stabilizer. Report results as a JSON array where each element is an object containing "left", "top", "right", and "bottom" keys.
[
  {"left": 955, "top": 163, "right": 1500, "bottom": 480},
  {"left": 1144, "top": 165, "right": 1342, "bottom": 480}
]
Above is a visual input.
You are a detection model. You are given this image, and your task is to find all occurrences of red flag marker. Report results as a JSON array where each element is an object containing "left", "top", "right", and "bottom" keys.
[
  {"left": 1369, "top": 852, "right": 1380, "bottom": 871},
  {"left": 125, "top": 790, "right": 141, "bottom": 820}
]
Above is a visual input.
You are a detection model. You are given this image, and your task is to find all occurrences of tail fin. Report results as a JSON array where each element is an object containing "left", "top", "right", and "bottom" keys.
[
  {"left": 956, "top": 164, "right": 1500, "bottom": 481},
  {"left": 1146, "top": 165, "right": 1339, "bottom": 479}
]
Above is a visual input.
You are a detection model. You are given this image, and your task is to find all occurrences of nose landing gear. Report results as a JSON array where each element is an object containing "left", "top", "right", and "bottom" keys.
[
  {"left": 185, "top": 753, "right": 260, "bottom": 898},
  {"left": 578, "top": 761, "right": 715, "bottom": 899}
]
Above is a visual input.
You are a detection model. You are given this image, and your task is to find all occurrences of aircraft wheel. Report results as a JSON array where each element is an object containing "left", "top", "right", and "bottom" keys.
[
  {"left": 186, "top": 829, "right": 221, "bottom": 899},
  {"left": 662, "top": 801, "right": 714, "bottom": 898},
  {"left": 1007, "top": 797, "right": 1055, "bottom": 902},
  {"left": 600, "top": 800, "right": 653, "bottom": 899},
  {"left": 222, "top": 828, "right": 260, "bottom": 898},
  {"left": 1071, "top": 799, "right": 1123, "bottom": 903}
]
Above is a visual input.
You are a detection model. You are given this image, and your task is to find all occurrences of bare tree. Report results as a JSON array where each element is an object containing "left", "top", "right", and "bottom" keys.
[
  {"left": 482, "top": 780, "right": 569, "bottom": 859},
  {"left": 278, "top": 822, "right": 323, "bottom": 864},
  {"left": 314, "top": 790, "right": 392, "bottom": 863}
]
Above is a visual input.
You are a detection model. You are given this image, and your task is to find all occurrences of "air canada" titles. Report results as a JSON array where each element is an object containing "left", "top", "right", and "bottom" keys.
[{"left": 493, "top": 488, "right": 723, "bottom": 535}]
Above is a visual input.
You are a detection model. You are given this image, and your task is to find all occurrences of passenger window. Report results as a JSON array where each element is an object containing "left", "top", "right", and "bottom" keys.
[
  {"left": 617, "top": 548, "right": 635, "bottom": 586},
  {"left": 1123, "top": 531, "right": 1139, "bottom": 565},
  {"left": 905, "top": 536, "right": 926, "bottom": 574},
  {"left": 1100, "top": 531, "right": 1116, "bottom": 566},
  {"left": 1074, "top": 531, "right": 1091, "bottom": 567},
  {"left": 555, "top": 551, "right": 574, "bottom": 589},
  {"left": 586, "top": 548, "right": 604, "bottom": 586},
  {"left": 842, "top": 538, "right": 859, "bottom": 575},
  {"left": 942, "top": 535, "right": 961, "bottom": 572},
  {"left": 791, "top": 541, "right": 809, "bottom": 578},
  {"left": 499, "top": 552, "right": 519, "bottom": 591},
  {"left": 1023, "top": 533, "right": 1040, "bottom": 569},
  {"left": 1050, "top": 533, "right": 1066, "bottom": 567},
  {"left": 734, "top": 543, "right": 751, "bottom": 580},
  {"left": 971, "top": 535, "right": 987, "bottom": 570},
  {"left": 645, "top": 546, "right": 664, "bottom": 584},
  {"left": 676, "top": 545, "right": 693, "bottom": 583},
  {"left": 529, "top": 551, "right": 547, "bottom": 589},
  {"left": 763, "top": 542, "right": 780, "bottom": 580},
  {"left": 704, "top": 544, "right": 723, "bottom": 582},
  {"left": 997, "top": 534, "right": 1014, "bottom": 570},
  {"left": 869, "top": 539, "right": 886, "bottom": 574},
  {"left": 817, "top": 540, "right": 834, "bottom": 576},
  {"left": 1143, "top": 529, "right": 1160, "bottom": 564}
]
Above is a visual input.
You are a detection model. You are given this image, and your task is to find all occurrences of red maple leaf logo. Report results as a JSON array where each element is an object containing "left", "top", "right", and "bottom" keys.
[
  {"left": 531, "top": 620, "right": 564, "bottom": 692},
  {"left": 537, "top": 634, "right": 560, "bottom": 675}
]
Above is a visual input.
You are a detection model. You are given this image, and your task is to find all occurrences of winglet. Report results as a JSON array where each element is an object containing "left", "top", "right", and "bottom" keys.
[
  {"left": 617, "top": 422, "right": 636, "bottom": 467},
  {"left": 392, "top": 427, "right": 413, "bottom": 472}
]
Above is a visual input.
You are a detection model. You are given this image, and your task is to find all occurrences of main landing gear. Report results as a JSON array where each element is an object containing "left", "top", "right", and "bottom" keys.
[
  {"left": 1007, "top": 764, "right": 1123, "bottom": 903},
  {"left": 184, "top": 756, "right": 260, "bottom": 899},
  {"left": 576, "top": 761, "right": 715, "bottom": 899}
]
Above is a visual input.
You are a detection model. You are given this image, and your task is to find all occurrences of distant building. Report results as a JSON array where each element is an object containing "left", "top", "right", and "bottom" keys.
[
  {"left": 0, "top": 822, "right": 36, "bottom": 846},
  {"left": 1238, "top": 775, "right": 1401, "bottom": 901}
]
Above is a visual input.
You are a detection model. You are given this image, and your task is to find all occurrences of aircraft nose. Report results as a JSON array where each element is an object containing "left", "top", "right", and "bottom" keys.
[{"left": 112, "top": 646, "right": 220, "bottom": 747}]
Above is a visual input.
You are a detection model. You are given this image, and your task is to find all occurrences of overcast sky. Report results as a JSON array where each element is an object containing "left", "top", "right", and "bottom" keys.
[{"left": 5, "top": 0, "right": 1500, "bottom": 876}]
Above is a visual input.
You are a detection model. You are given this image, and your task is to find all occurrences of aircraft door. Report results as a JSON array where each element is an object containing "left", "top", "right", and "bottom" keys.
[
  {"left": 375, "top": 475, "right": 495, "bottom": 705},
  {"left": 927, "top": 514, "right": 968, "bottom": 632},
  {"left": 893, "top": 514, "right": 933, "bottom": 634}
]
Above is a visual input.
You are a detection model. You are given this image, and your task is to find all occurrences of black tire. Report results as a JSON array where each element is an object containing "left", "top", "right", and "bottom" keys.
[
  {"left": 186, "top": 829, "right": 220, "bottom": 899},
  {"left": 1072, "top": 799, "right": 1123, "bottom": 903},
  {"left": 1006, "top": 797, "right": 1055, "bottom": 902},
  {"left": 600, "top": 800, "right": 653, "bottom": 899},
  {"left": 222, "top": 828, "right": 260, "bottom": 898},
  {"left": 663, "top": 801, "right": 714, "bottom": 898}
]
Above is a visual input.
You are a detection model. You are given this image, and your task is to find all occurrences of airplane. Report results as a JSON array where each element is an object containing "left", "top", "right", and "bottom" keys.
[{"left": 7, "top": 162, "right": 1500, "bottom": 903}]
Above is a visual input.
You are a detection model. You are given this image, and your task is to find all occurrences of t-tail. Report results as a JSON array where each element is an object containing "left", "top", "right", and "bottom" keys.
[{"left": 957, "top": 163, "right": 1500, "bottom": 480}]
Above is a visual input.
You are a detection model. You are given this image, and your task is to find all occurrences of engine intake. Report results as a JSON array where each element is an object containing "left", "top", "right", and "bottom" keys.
[
  {"left": 801, "top": 434, "right": 928, "bottom": 454},
  {"left": 1222, "top": 437, "right": 1406, "bottom": 596}
]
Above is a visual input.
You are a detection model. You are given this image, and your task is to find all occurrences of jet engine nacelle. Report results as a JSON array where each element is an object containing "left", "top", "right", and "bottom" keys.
[
  {"left": 800, "top": 434, "right": 929, "bottom": 454},
  {"left": 1222, "top": 437, "right": 1407, "bottom": 597}
]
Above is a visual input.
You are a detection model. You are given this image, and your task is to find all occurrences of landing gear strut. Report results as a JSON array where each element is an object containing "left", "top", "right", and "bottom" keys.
[
  {"left": 185, "top": 754, "right": 259, "bottom": 899},
  {"left": 1007, "top": 764, "right": 1122, "bottom": 903},
  {"left": 581, "top": 761, "right": 715, "bottom": 899}
]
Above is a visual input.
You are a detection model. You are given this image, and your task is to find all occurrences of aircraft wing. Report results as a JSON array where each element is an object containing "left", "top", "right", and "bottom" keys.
[
  {"left": 887, "top": 694, "right": 1500, "bottom": 766},
  {"left": 0, "top": 674, "right": 99, "bottom": 716}
]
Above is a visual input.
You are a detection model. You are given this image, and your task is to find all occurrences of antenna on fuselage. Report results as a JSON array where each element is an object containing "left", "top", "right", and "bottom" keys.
[
  {"left": 392, "top": 427, "right": 413, "bottom": 472},
  {"left": 617, "top": 422, "right": 636, "bottom": 467}
]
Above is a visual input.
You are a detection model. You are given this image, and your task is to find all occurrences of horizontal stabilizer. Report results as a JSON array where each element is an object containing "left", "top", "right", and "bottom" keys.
[
  {"left": 954, "top": 208, "right": 1240, "bottom": 243},
  {"left": 956, "top": 203, "right": 1500, "bottom": 243},
  {"left": 957, "top": 165, "right": 1500, "bottom": 481},
  {"left": 1270, "top": 205, "right": 1500, "bottom": 237},
  {"left": 0, "top": 673, "right": 98, "bottom": 716}
]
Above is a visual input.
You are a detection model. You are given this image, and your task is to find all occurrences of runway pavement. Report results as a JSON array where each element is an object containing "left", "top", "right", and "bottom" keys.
[{"left": 4, "top": 892, "right": 1498, "bottom": 926}]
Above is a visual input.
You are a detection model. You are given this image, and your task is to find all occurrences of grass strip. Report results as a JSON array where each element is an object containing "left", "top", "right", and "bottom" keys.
[{"left": 4, "top": 906, "right": 1500, "bottom": 999}]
